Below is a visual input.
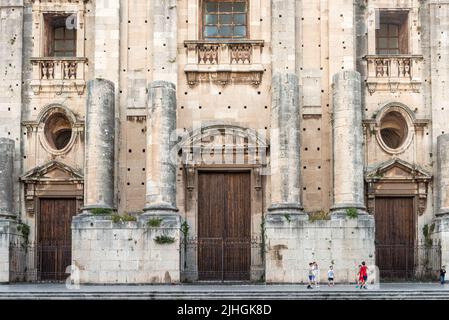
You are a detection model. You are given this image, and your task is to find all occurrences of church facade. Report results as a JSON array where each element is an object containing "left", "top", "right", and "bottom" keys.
[{"left": 0, "top": 0, "right": 448, "bottom": 284}]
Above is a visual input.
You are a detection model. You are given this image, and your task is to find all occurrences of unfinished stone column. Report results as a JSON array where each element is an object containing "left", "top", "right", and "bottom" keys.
[
  {"left": 437, "top": 134, "right": 449, "bottom": 216},
  {"left": 0, "top": 138, "right": 14, "bottom": 219},
  {"left": 267, "top": 73, "right": 304, "bottom": 218},
  {"left": 143, "top": 81, "right": 178, "bottom": 215},
  {"left": 331, "top": 70, "right": 366, "bottom": 216},
  {"left": 83, "top": 79, "right": 115, "bottom": 211}
]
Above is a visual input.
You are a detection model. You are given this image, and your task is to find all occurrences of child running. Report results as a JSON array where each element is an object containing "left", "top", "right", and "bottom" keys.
[{"left": 359, "top": 261, "right": 368, "bottom": 289}]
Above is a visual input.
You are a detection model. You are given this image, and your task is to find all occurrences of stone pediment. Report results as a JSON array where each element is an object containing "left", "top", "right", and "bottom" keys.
[
  {"left": 21, "top": 161, "right": 83, "bottom": 183},
  {"left": 365, "top": 159, "right": 432, "bottom": 182}
]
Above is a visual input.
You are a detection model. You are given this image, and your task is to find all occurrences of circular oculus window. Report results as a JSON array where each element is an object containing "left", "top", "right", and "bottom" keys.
[
  {"left": 44, "top": 112, "right": 73, "bottom": 151},
  {"left": 379, "top": 111, "right": 409, "bottom": 150}
]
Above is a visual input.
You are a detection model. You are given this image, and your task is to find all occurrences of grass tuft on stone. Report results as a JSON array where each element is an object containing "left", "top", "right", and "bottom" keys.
[
  {"left": 90, "top": 208, "right": 114, "bottom": 215},
  {"left": 147, "top": 218, "right": 163, "bottom": 228},
  {"left": 154, "top": 235, "right": 175, "bottom": 244}
]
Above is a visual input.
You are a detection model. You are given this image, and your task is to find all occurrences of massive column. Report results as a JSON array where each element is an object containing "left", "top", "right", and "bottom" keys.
[
  {"left": 267, "top": 0, "right": 302, "bottom": 218},
  {"left": 143, "top": 0, "right": 179, "bottom": 216},
  {"left": 0, "top": 138, "right": 14, "bottom": 219},
  {"left": 435, "top": 134, "right": 449, "bottom": 267},
  {"left": 83, "top": 79, "right": 116, "bottom": 211},
  {"left": 143, "top": 81, "right": 178, "bottom": 215},
  {"left": 436, "top": 134, "right": 449, "bottom": 216},
  {"left": 429, "top": 0, "right": 449, "bottom": 271},
  {"left": 331, "top": 70, "right": 366, "bottom": 215},
  {"left": 267, "top": 73, "right": 304, "bottom": 217}
]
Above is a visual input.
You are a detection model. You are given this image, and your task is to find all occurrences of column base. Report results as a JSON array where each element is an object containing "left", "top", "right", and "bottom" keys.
[
  {"left": 266, "top": 203, "right": 307, "bottom": 223},
  {"left": 142, "top": 203, "right": 180, "bottom": 227},
  {"left": 143, "top": 203, "right": 179, "bottom": 215},
  {"left": 0, "top": 214, "right": 16, "bottom": 221},
  {"left": 330, "top": 204, "right": 368, "bottom": 218}
]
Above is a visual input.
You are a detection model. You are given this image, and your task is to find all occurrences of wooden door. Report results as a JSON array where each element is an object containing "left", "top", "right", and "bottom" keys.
[
  {"left": 38, "top": 198, "right": 77, "bottom": 281},
  {"left": 197, "top": 172, "right": 251, "bottom": 281},
  {"left": 375, "top": 197, "right": 415, "bottom": 279}
]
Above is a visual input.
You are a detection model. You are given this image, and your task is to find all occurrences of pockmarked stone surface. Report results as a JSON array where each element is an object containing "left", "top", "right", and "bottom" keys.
[{"left": 1, "top": 0, "right": 449, "bottom": 286}]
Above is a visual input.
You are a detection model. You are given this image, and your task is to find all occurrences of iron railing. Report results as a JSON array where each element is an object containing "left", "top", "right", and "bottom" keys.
[
  {"left": 180, "top": 236, "right": 265, "bottom": 282},
  {"left": 9, "top": 243, "right": 72, "bottom": 282},
  {"left": 376, "top": 244, "right": 442, "bottom": 281}
]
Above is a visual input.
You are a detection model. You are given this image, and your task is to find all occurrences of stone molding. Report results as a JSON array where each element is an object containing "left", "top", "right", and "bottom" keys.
[{"left": 365, "top": 159, "right": 432, "bottom": 216}]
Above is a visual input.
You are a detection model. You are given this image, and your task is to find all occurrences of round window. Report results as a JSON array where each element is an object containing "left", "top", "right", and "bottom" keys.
[
  {"left": 44, "top": 112, "right": 73, "bottom": 150},
  {"left": 379, "top": 111, "right": 408, "bottom": 150}
]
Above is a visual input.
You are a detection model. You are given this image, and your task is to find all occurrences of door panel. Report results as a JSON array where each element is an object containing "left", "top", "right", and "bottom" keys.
[
  {"left": 38, "top": 198, "right": 77, "bottom": 281},
  {"left": 375, "top": 197, "right": 415, "bottom": 279},
  {"left": 198, "top": 172, "right": 251, "bottom": 281}
]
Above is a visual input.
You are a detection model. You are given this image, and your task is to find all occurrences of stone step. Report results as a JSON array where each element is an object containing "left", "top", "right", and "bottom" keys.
[{"left": 0, "top": 290, "right": 448, "bottom": 300}]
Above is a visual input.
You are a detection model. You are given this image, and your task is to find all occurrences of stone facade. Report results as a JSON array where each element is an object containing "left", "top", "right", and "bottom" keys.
[{"left": 0, "top": 0, "right": 448, "bottom": 284}]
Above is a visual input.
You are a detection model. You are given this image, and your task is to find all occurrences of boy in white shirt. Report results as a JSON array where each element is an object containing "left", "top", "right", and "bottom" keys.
[{"left": 327, "top": 265, "right": 335, "bottom": 287}]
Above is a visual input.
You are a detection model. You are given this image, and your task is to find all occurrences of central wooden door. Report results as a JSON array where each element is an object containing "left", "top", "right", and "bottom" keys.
[
  {"left": 375, "top": 197, "right": 415, "bottom": 279},
  {"left": 197, "top": 172, "right": 251, "bottom": 281},
  {"left": 38, "top": 198, "right": 77, "bottom": 281}
]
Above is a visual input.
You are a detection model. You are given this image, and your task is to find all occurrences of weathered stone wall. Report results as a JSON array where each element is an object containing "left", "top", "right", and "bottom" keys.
[
  {"left": 72, "top": 215, "right": 180, "bottom": 284},
  {"left": 432, "top": 216, "right": 449, "bottom": 269},
  {"left": 265, "top": 216, "right": 375, "bottom": 283}
]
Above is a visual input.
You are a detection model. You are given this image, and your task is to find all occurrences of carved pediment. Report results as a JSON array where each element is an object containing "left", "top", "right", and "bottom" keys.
[
  {"left": 178, "top": 123, "right": 269, "bottom": 166},
  {"left": 21, "top": 161, "right": 83, "bottom": 183},
  {"left": 365, "top": 159, "right": 432, "bottom": 182}
]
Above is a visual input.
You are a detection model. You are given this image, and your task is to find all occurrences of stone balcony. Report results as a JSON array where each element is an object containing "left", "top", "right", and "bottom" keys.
[
  {"left": 30, "top": 57, "right": 87, "bottom": 95},
  {"left": 184, "top": 40, "right": 265, "bottom": 86},
  {"left": 365, "top": 55, "right": 423, "bottom": 94}
]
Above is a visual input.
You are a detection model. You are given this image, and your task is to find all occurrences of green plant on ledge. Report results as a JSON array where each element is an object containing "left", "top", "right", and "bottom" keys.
[
  {"left": 309, "top": 210, "right": 331, "bottom": 222},
  {"left": 283, "top": 214, "right": 291, "bottom": 223},
  {"left": 112, "top": 214, "right": 137, "bottom": 223},
  {"left": 147, "top": 217, "right": 163, "bottom": 228},
  {"left": 90, "top": 208, "right": 114, "bottom": 215},
  {"left": 154, "top": 235, "right": 175, "bottom": 244},
  {"left": 346, "top": 207, "right": 358, "bottom": 219}
]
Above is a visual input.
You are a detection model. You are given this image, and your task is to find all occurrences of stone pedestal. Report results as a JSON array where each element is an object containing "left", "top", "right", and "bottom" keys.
[
  {"left": 72, "top": 215, "right": 180, "bottom": 284},
  {"left": 0, "top": 138, "right": 19, "bottom": 283},
  {"left": 83, "top": 79, "right": 116, "bottom": 211},
  {"left": 143, "top": 81, "right": 179, "bottom": 217},
  {"left": 331, "top": 70, "right": 366, "bottom": 216},
  {"left": 432, "top": 217, "right": 449, "bottom": 268},
  {"left": 265, "top": 216, "right": 375, "bottom": 284},
  {"left": 267, "top": 73, "right": 304, "bottom": 219},
  {"left": 433, "top": 134, "right": 449, "bottom": 268}
]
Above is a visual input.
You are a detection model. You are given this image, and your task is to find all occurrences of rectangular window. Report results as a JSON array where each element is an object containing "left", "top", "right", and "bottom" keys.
[
  {"left": 44, "top": 14, "right": 77, "bottom": 57},
  {"left": 203, "top": 0, "right": 248, "bottom": 40},
  {"left": 376, "top": 11, "right": 409, "bottom": 54}
]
